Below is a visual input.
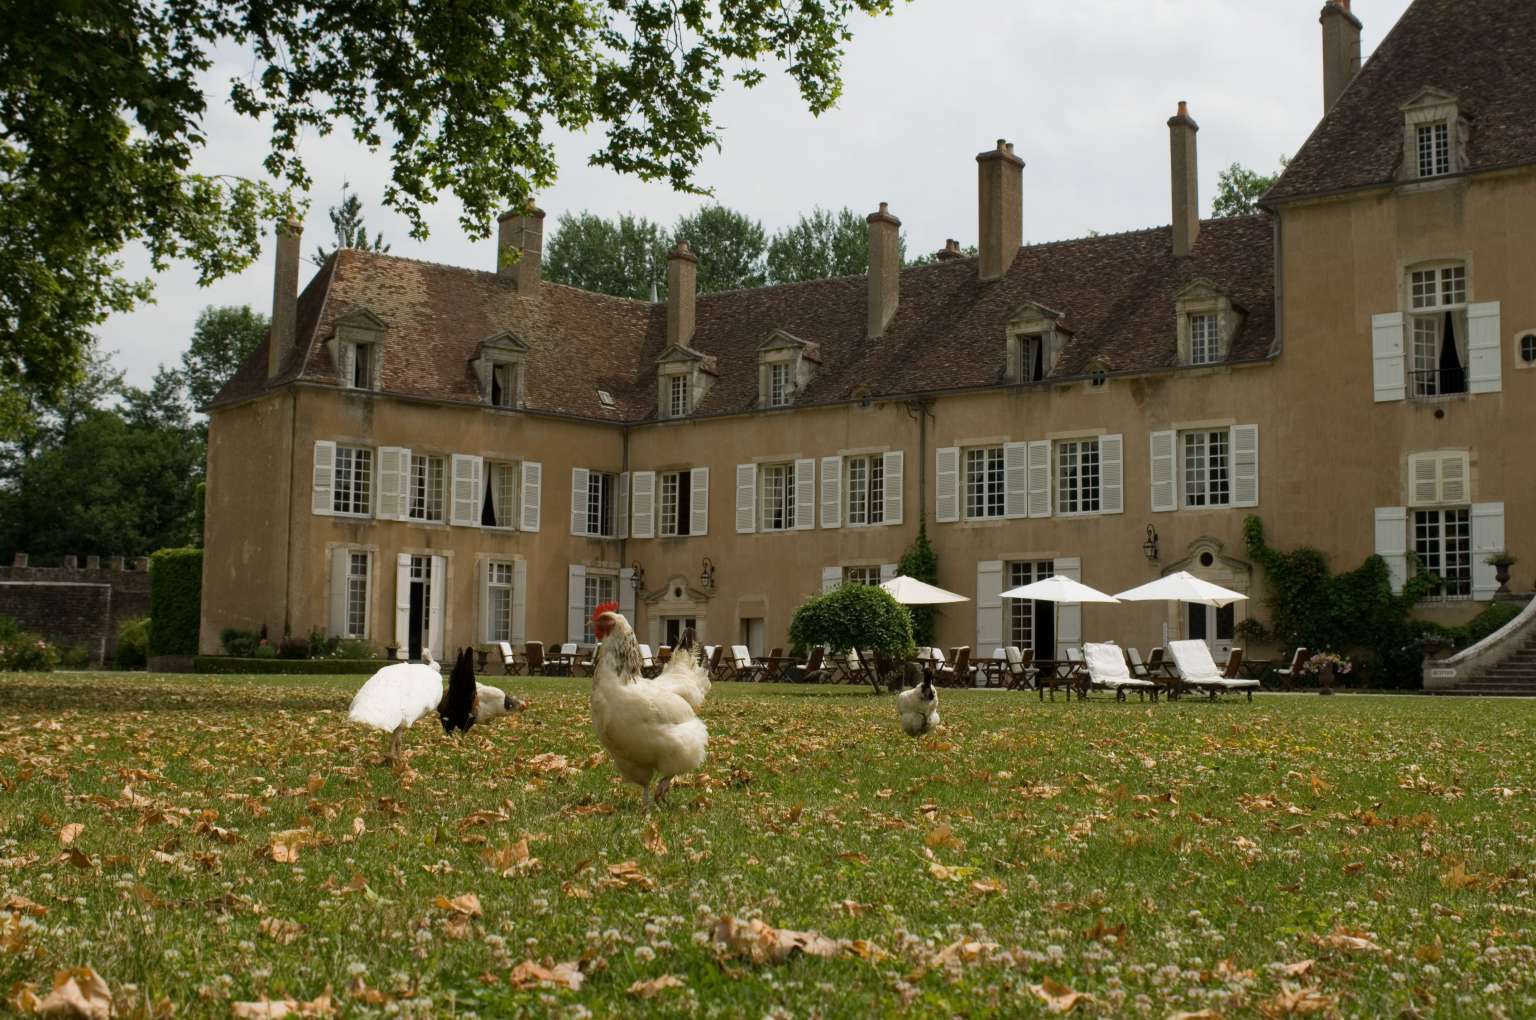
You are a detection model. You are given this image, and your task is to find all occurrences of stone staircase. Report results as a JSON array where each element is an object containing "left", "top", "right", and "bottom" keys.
[
  {"left": 1424, "top": 597, "right": 1536, "bottom": 696},
  {"left": 1439, "top": 636, "right": 1536, "bottom": 696}
]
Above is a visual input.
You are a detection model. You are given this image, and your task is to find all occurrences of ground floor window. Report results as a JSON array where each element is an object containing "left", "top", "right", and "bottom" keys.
[
  {"left": 1414, "top": 507, "right": 1471, "bottom": 599},
  {"left": 345, "top": 551, "right": 369, "bottom": 638},
  {"left": 843, "top": 565, "right": 882, "bottom": 586},
  {"left": 582, "top": 573, "right": 618, "bottom": 642},
  {"left": 1007, "top": 560, "right": 1054, "bottom": 653},
  {"left": 663, "top": 617, "right": 697, "bottom": 647},
  {"left": 486, "top": 561, "right": 516, "bottom": 642}
]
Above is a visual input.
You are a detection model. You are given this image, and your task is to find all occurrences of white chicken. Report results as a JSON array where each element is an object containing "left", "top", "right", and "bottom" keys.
[
  {"left": 896, "top": 674, "right": 939, "bottom": 736},
  {"left": 589, "top": 606, "right": 708, "bottom": 808},
  {"left": 348, "top": 648, "right": 525, "bottom": 762}
]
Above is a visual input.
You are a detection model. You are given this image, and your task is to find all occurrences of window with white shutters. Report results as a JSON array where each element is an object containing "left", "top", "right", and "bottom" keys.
[
  {"left": 843, "top": 565, "right": 882, "bottom": 586},
  {"left": 1407, "top": 450, "right": 1470, "bottom": 507},
  {"left": 659, "top": 470, "right": 694, "bottom": 536},
  {"left": 333, "top": 446, "right": 373, "bottom": 516},
  {"left": 482, "top": 461, "right": 519, "bottom": 528},
  {"left": 846, "top": 455, "right": 885, "bottom": 526},
  {"left": 407, "top": 454, "right": 445, "bottom": 522},
  {"left": 1414, "top": 507, "right": 1471, "bottom": 600},
  {"left": 1407, "top": 263, "right": 1469, "bottom": 397},
  {"left": 760, "top": 463, "right": 795, "bottom": 531},
  {"left": 1056, "top": 439, "right": 1101, "bottom": 515},
  {"left": 1007, "top": 560, "right": 1054, "bottom": 652},
  {"left": 345, "top": 551, "right": 370, "bottom": 637},
  {"left": 1181, "top": 431, "right": 1230, "bottom": 508},
  {"left": 485, "top": 561, "right": 516, "bottom": 641},
  {"left": 586, "top": 472, "right": 617, "bottom": 536},
  {"left": 964, "top": 447, "right": 1005, "bottom": 519}
]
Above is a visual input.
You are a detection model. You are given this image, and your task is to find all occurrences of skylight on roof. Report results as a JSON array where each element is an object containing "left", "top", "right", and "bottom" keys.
[{"left": 597, "top": 389, "right": 615, "bottom": 408}]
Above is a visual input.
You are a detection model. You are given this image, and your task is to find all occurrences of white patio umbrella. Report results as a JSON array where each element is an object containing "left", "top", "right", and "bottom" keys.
[
  {"left": 880, "top": 575, "right": 969, "bottom": 605},
  {"left": 1112, "top": 571, "right": 1247, "bottom": 608},
  {"left": 999, "top": 574, "right": 1118, "bottom": 666}
]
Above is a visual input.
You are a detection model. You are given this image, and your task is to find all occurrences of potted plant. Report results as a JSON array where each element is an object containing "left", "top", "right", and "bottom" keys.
[
  {"left": 1484, "top": 551, "right": 1518, "bottom": 595},
  {"left": 1302, "top": 651, "right": 1352, "bottom": 695}
]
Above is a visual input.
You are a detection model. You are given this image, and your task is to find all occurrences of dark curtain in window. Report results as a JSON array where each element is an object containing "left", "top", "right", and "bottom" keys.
[{"left": 1439, "top": 312, "right": 1465, "bottom": 393}]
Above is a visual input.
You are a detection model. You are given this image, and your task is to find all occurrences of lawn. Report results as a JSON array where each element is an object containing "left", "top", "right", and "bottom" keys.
[{"left": 1, "top": 673, "right": 1533, "bottom": 1018}]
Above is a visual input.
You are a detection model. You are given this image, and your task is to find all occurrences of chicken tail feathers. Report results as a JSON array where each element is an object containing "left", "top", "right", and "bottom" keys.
[{"left": 437, "top": 647, "right": 479, "bottom": 734}]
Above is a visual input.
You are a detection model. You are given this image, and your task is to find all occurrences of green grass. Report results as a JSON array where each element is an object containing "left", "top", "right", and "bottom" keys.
[{"left": 2, "top": 673, "right": 1534, "bottom": 1017}]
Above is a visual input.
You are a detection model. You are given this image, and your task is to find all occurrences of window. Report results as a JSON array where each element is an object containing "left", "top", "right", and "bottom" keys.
[
  {"left": 659, "top": 470, "right": 693, "bottom": 536},
  {"left": 1408, "top": 264, "right": 1468, "bottom": 396},
  {"left": 964, "top": 447, "right": 1005, "bottom": 520},
  {"left": 586, "top": 472, "right": 616, "bottom": 537},
  {"left": 1521, "top": 334, "right": 1536, "bottom": 365},
  {"left": 767, "top": 363, "right": 792, "bottom": 408},
  {"left": 408, "top": 454, "right": 445, "bottom": 522},
  {"left": 1417, "top": 122, "right": 1452, "bottom": 178},
  {"left": 1056, "top": 439, "right": 1101, "bottom": 515},
  {"left": 1181, "top": 431, "right": 1230, "bottom": 508},
  {"left": 1188, "top": 313, "right": 1220, "bottom": 365},
  {"left": 486, "top": 561, "right": 516, "bottom": 642},
  {"left": 581, "top": 573, "right": 617, "bottom": 642},
  {"left": 344, "top": 342, "right": 374, "bottom": 389},
  {"left": 597, "top": 389, "right": 615, "bottom": 409},
  {"left": 668, "top": 375, "right": 691, "bottom": 418},
  {"left": 1021, "top": 335, "right": 1045, "bottom": 382},
  {"left": 344, "top": 552, "right": 370, "bottom": 638},
  {"left": 482, "top": 461, "right": 519, "bottom": 528},
  {"left": 846, "top": 455, "right": 885, "bottom": 526},
  {"left": 490, "top": 363, "right": 519, "bottom": 408},
  {"left": 333, "top": 446, "right": 372, "bottom": 515},
  {"left": 1414, "top": 507, "right": 1471, "bottom": 599},
  {"left": 1008, "top": 560, "right": 1054, "bottom": 653},
  {"left": 760, "top": 463, "right": 796, "bottom": 531},
  {"left": 843, "top": 565, "right": 882, "bottom": 586}
]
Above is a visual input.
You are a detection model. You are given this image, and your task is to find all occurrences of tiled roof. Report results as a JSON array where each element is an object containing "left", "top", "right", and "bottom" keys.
[
  {"left": 1266, "top": 0, "right": 1536, "bottom": 203},
  {"left": 210, "top": 214, "right": 1275, "bottom": 420}
]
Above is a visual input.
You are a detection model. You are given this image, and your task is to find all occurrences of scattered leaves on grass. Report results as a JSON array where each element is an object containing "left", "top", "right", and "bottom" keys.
[
  {"left": 230, "top": 989, "right": 335, "bottom": 1018},
  {"left": 258, "top": 916, "right": 305, "bottom": 945},
  {"left": 21, "top": 966, "right": 113, "bottom": 1020},
  {"left": 433, "top": 893, "right": 482, "bottom": 917},
  {"left": 709, "top": 917, "right": 844, "bottom": 965},
  {"left": 1029, "top": 977, "right": 1088, "bottom": 1013},
  {"left": 626, "top": 974, "right": 685, "bottom": 998},
  {"left": 641, "top": 821, "right": 668, "bottom": 856},
  {"left": 507, "top": 959, "right": 584, "bottom": 991}
]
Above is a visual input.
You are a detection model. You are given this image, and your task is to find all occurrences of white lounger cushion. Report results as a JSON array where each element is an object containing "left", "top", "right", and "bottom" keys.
[
  {"left": 1083, "top": 642, "right": 1157, "bottom": 689},
  {"left": 1168, "top": 640, "right": 1260, "bottom": 689}
]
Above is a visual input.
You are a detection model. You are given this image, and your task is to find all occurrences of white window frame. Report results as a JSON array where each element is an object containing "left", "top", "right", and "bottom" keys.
[
  {"left": 343, "top": 341, "right": 375, "bottom": 390},
  {"left": 1414, "top": 506, "right": 1472, "bottom": 601},
  {"left": 344, "top": 550, "right": 371, "bottom": 638},
  {"left": 759, "top": 463, "right": 796, "bottom": 532},
  {"left": 1188, "top": 313, "right": 1220, "bottom": 366},
  {"left": 333, "top": 446, "right": 373, "bottom": 516},
  {"left": 1180, "top": 430, "right": 1230, "bottom": 509},
  {"left": 964, "top": 446, "right": 1006, "bottom": 520},
  {"left": 581, "top": 572, "right": 618, "bottom": 643},
  {"left": 842, "top": 565, "right": 882, "bottom": 586},
  {"left": 483, "top": 460, "right": 519, "bottom": 529},
  {"left": 485, "top": 560, "right": 517, "bottom": 642},
  {"left": 1055, "top": 438, "right": 1101, "bottom": 516},
  {"left": 1406, "top": 262, "right": 1469, "bottom": 398},
  {"left": 668, "top": 375, "right": 691, "bottom": 418},
  {"left": 407, "top": 453, "right": 446, "bottom": 523},
  {"left": 489, "top": 362, "right": 520, "bottom": 409},
  {"left": 845, "top": 455, "right": 886, "bottom": 527},
  {"left": 1416, "top": 121, "right": 1452, "bottom": 179},
  {"left": 586, "top": 471, "right": 618, "bottom": 537},
  {"left": 767, "top": 363, "right": 792, "bottom": 408},
  {"left": 1007, "top": 559, "right": 1055, "bottom": 652},
  {"left": 659, "top": 469, "right": 694, "bottom": 537}
]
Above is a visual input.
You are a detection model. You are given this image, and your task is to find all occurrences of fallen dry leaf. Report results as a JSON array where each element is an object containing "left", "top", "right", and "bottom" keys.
[
  {"left": 3, "top": 895, "right": 47, "bottom": 918},
  {"left": 1280, "top": 959, "right": 1315, "bottom": 976},
  {"left": 433, "top": 893, "right": 482, "bottom": 917},
  {"left": 58, "top": 848, "right": 93, "bottom": 871},
  {"left": 32, "top": 966, "right": 113, "bottom": 1020},
  {"left": 507, "top": 959, "right": 584, "bottom": 991},
  {"left": 259, "top": 916, "right": 305, "bottom": 945},
  {"left": 1259, "top": 987, "right": 1336, "bottom": 1016},
  {"left": 626, "top": 974, "right": 685, "bottom": 999},
  {"left": 229, "top": 989, "right": 335, "bottom": 1018},
  {"left": 710, "top": 916, "right": 843, "bottom": 965},
  {"left": 1029, "top": 977, "right": 1087, "bottom": 1014},
  {"left": 641, "top": 821, "right": 668, "bottom": 856},
  {"left": 604, "top": 861, "right": 655, "bottom": 890},
  {"left": 57, "top": 824, "right": 84, "bottom": 847}
]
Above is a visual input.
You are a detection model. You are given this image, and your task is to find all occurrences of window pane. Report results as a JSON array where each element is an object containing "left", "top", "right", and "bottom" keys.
[
  {"left": 1189, "top": 314, "right": 1219, "bottom": 364},
  {"left": 660, "top": 472, "right": 680, "bottom": 536},
  {"left": 848, "top": 457, "right": 867, "bottom": 525}
]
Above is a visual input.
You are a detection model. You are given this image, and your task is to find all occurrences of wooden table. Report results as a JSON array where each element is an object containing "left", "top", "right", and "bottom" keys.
[
  {"left": 754, "top": 655, "right": 803, "bottom": 682},
  {"left": 1238, "top": 659, "right": 1273, "bottom": 680},
  {"left": 1032, "top": 659, "right": 1086, "bottom": 699},
  {"left": 543, "top": 651, "right": 579, "bottom": 676},
  {"left": 971, "top": 657, "right": 1009, "bottom": 688}
]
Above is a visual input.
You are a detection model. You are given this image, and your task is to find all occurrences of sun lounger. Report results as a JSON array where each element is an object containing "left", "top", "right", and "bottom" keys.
[
  {"left": 1168, "top": 640, "right": 1260, "bottom": 701},
  {"left": 1082, "top": 642, "right": 1160, "bottom": 702}
]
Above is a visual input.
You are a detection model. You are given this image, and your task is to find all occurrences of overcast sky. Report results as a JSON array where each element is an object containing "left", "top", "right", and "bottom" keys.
[{"left": 101, "top": 0, "right": 1412, "bottom": 388}]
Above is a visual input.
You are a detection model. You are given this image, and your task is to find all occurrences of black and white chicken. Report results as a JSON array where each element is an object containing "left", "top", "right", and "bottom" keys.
[
  {"left": 896, "top": 674, "right": 939, "bottom": 737},
  {"left": 348, "top": 648, "right": 525, "bottom": 761}
]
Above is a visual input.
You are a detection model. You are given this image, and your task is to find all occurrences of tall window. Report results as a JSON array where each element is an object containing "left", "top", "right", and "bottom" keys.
[
  {"left": 333, "top": 446, "right": 372, "bottom": 515},
  {"left": 846, "top": 455, "right": 885, "bottom": 526},
  {"left": 660, "top": 470, "right": 693, "bottom": 536},
  {"left": 486, "top": 561, "right": 515, "bottom": 642},
  {"left": 1417, "top": 122, "right": 1451, "bottom": 178},
  {"left": 344, "top": 342, "right": 374, "bottom": 389},
  {"left": 767, "top": 363, "right": 792, "bottom": 408},
  {"left": 843, "top": 565, "right": 882, "bottom": 586},
  {"left": 490, "top": 363, "right": 518, "bottom": 408},
  {"left": 345, "top": 551, "right": 369, "bottom": 638},
  {"left": 1181, "top": 431, "right": 1230, "bottom": 508},
  {"left": 965, "top": 447, "right": 1005, "bottom": 520},
  {"left": 482, "top": 461, "right": 518, "bottom": 528},
  {"left": 586, "top": 472, "right": 616, "bottom": 537},
  {"left": 1008, "top": 560, "right": 1054, "bottom": 652},
  {"left": 1414, "top": 508, "right": 1471, "bottom": 600},
  {"left": 1188, "top": 313, "right": 1220, "bottom": 365},
  {"left": 668, "top": 375, "right": 691, "bottom": 417},
  {"left": 760, "top": 463, "right": 795, "bottom": 531},
  {"left": 408, "top": 454, "right": 445, "bottom": 522},
  {"left": 1020, "top": 334, "right": 1045, "bottom": 382},
  {"left": 1408, "top": 263, "right": 1468, "bottom": 397},
  {"left": 1056, "top": 439, "right": 1101, "bottom": 515},
  {"left": 581, "top": 573, "right": 617, "bottom": 642}
]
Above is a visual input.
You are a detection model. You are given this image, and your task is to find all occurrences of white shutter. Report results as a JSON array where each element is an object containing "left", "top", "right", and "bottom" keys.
[
  {"left": 478, "top": 558, "right": 491, "bottom": 643},
  {"left": 631, "top": 471, "right": 656, "bottom": 538},
  {"left": 1374, "top": 507, "right": 1408, "bottom": 593},
  {"left": 1439, "top": 451, "right": 1469, "bottom": 504},
  {"left": 1098, "top": 434, "right": 1123, "bottom": 515},
  {"left": 735, "top": 464, "right": 757, "bottom": 533},
  {"left": 1467, "top": 301, "right": 1501, "bottom": 394},
  {"left": 880, "top": 563, "right": 898, "bottom": 581},
  {"left": 567, "top": 565, "right": 586, "bottom": 643},
  {"left": 617, "top": 472, "right": 630, "bottom": 540},
  {"left": 339, "top": 342, "right": 356, "bottom": 387},
  {"left": 976, "top": 560, "right": 1003, "bottom": 651},
  {"left": 1372, "top": 312, "right": 1406, "bottom": 403},
  {"left": 394, "top": 553, "right": 411, "bottom": 658},
  {"left": 1149, "top": 430, "right": 1177, "bottom": 512},
  {"left": 520, "top": 461, "right": 541, "bottom": 532},
  {"left": 935, "top": 447, "right": 960, "bottom": 523},
  {"left": 619, "top": 568, "right": 636, "bottom": 622},
  {"left": 1027, "top": 440, "right": 1052, "bottom": 519},
  {"left": 510, "top": 560, "right": 527, "bottom": 645},
  {"left": 1055, "top": 556, "right": 1082, "bottom": 659},
  {"left": 690, "top": 467, "right": 709, "bottom": 536},
  {"left": 427, "top": 556, "right": 445, "bottom": 660},
  {"left": 794, "top": 458, "right": 816, "bottom": 530},
  {"left": 822, "top": 566, "right": 842, "bottom": 593},
  {"left": 377, "top": 447, "right": 408, "bottom": 521},
  {"left": 328, "top": 547, "right": 349, "bottom": 636},
  {"left": 1230, "top": 425, "right": 1259, "bottom": 508},
  {"left": 570, "top": 468, "right": 590, "bottom": 536},
  {"left": 1004, "top": 441, "right": 1029, "bottom": 518},
  {"left": 820, "top": 457, "right": 842, "bottom": 529},
  {"left": 1409, "top": 452, "right": 1440, "bottom": 506},
  {"left": 1471, "top": 503, "right": 1506, "bottom": 600},
  {"left": 312, "top": 440, "right": 336, "bottom": 515},
  {"left": 450, "top": 454, "right": 482, "bottom": 526},
  {"left": 883, "top": 451, "right": 904, "bottom": 526}
]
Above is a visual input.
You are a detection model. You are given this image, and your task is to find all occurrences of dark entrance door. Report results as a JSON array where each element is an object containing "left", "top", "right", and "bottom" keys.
[{"left": 408, "top": 583, "right": 425, "bottom": 662}]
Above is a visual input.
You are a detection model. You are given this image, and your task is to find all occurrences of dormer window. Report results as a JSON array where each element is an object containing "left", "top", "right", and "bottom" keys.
[
  {"left": 768, "top": 363, "right": 791, "bottom": 407},
  {"left": 1020, "top": 335, "right": 1045, "bottom": 381},
  {"left": 1400, "top": 88, "right": 1466, "bottom": 182},
  {"left": 668, "top": 375, "right": 691, "bottom": 417},
  {"left": 1189, "top": 313, "right": 1220, "bottom": 365},
  {"left": 1174, "top": 280, "right": 1242, "bottom": 368},
  {"left": 490, "top": 362, "right": 519, "bottom": 408},
  {"left": 1417, "top": 122, "right": 1451, "bottom": 178},
  {"left": 655, "top": 343, "right": 715, "bottom": 420},
  {"left": 1004, "top": 303, "right": 1066, "bottom": 383},
  {"left": 471, "top": 331, "right": 528, "bottom": 410},
  {"left": 329, "top": 308, "right": 387, "bottom": 391},
  {"left": 755, "top": 330, "right": 819, "bottom": 410},
  {"left": 342, "top": 341, "right": 375, "bottom": 390}
]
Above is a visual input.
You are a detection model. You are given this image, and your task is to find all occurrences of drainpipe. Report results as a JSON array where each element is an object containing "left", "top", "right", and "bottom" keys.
[{"left": 906, "top": 398, "right": 934, "bottom": 519}]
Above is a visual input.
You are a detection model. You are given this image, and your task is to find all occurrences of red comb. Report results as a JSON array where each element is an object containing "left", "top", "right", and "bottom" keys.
[{"left": 593, "top": 600, "right": 620, "bottom": 623}]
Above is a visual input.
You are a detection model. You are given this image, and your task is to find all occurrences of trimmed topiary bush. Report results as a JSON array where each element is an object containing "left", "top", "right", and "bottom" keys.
[
  {"left": 115, "top": 617, "right": 151, "bottom": 670},
  {"left": 789, "top": 582, "right": 914, "bottom": 691},
  {"left": 149, "top": 548, "right": 203, "bottom": 656}
]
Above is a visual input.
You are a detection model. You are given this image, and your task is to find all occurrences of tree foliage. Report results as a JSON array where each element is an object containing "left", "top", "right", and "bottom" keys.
[
  {"left": 2, "top": 1, "right": 900, "bottom": 398},
  {"left": 766, "top": 206, "right": 902, "bottom": 284},
  {"left": 180, "top": 305, "right": 269, "bottom": 412},
  {"left": 897, "top": 515, "right": 939, "bottom": 645},
  {"left": 1211, "top": 158, "right": 1290, "bottom": 218},
  {"left": 789, "top": 583, "right": 914, "bottom": 666},
  {"left": 544, "top": 212, "right": 669, "bottom": 301},
  {"left": 312, "top": 183, "right": 391, "bottom": 266},
  {"left": 906, "top": 242, "right": 977, "bottom": 267},
  {"left": 672, "top": 205, "right": 769, "bottom": 292}
]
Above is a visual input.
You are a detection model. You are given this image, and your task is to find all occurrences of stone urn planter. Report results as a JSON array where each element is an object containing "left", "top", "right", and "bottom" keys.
[
  {"left": 1318, "top": 662, "right": 1336, "bottom": 696},
  {"left": 1486, "top": 552, "right": 1517, "bottom": 596}
]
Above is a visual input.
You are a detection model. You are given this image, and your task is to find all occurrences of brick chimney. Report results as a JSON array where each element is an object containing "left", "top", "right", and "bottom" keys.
[
  {"left": 866, "top": 202, "right": 901, "bottom": 339},
  {"left": 666, "top": 241, "right": 698, "bottom": 346},
  {"left": 934, "top": 239, "right": 965, "bottom": 262},
  {"left": 1320, "top": 0, "right": 1362, "bottom": 113},
  {"left": 497, "top": 206, "right": 545, "bottom": 293},
  {"left": 267, "top": 218, "right": 302, "bottom": 379},
  {"left": 1168, "top": 101, "right": 1200, "bottom": 257},
  {"left": 976, "top": 140, "right": 1024, "bottom": 282}
]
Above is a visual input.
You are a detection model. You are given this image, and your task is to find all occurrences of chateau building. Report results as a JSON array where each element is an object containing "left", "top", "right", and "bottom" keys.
[{"left": 202, "top": 0, "right": 1533, "bottom": 665}]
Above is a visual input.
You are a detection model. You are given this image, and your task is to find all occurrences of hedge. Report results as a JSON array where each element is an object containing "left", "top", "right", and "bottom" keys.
[
  {"left": 149, "top": 548, "right": 203, "bottom": 656},
  {"left": 192, "top": 657, "right": 394, "bottom": 675}
]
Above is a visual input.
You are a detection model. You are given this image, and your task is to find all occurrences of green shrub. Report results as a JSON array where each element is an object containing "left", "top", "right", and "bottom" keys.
[
  {"left": 59, "top": 645, "right": 93, "bottom": 669},
  {"left": 252, "top": 643, "right": 278, "bottom": 659},
  {"left": 278, "top": 635, "right": 310, "bottom": 659},
  {"left": 149, "top": 548, "right": 202, "bottom": 656},
  {"left": 220, "top": 627, "right": 261, "bottom": 658},
  {"left": 114, "top": 617, "right": 151, "bottom": 670},
  {"left": 0, "top": 616, "right": 21, "bottom": 643},
  {"left": 0, "top": 632, "right": 58, "bottom": 672},
  {"left": 1422, "top": 600, "right": 1523, "bottom": 651},
  {"left": 192, "top": 655, "right": 389, "bottom": 675},
  {"left": 790, "top": 583, "right": 914, "bottom": 690},
  {"left": 332, "top": 638, "right": 377, "bottom": 660}
]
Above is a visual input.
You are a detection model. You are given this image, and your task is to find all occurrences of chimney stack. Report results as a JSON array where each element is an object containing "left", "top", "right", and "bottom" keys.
[
  {"left": 666, "top": 241, "right": 698, "bottom": 347},
  {"left": 267, "top": 218, "right": 302, "bottom": 379},
  {"left": 976, "top": 139, "right": 1024, "bottom": 282},
  {"left": 1320, "top": 0, "right": 1362, "bottom": 113},
  {"left": 497, "top": 206, "right": 546, "bottom": 293},
  {"left": 866, "top": 202, "right": 901, "bottom": 338},
  {"left": 934, "top": 239, "right": 965, "bottom": 262},
  {"left": 1168, "top": 101, "right": 1200, "bottom": 257}
]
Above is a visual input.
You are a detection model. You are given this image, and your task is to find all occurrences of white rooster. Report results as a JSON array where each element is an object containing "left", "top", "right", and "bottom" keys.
[
  {"left": 896, "top": 673, "right": 939, "bottom": 736},
  {"left": 348, "top": 648, "right": 525, "bottom": 762},
  {"left": 589, "top": 606, "right": 708, "bottom": 808}
]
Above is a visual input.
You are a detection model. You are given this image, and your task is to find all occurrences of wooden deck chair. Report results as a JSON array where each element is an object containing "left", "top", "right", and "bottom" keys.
[
  {"left": 1125, "top": 647, "right": 1151, "bottom": 679},
  {"left": 705, "top": 644, "right": 727, "bottom": 680},
  {"left": 497, "top": 640, "right": 521, "bottom": 676},
  {"left": 523, "top": 641, "right": 545, "bottom": 676},
  {"left": 1222, "top": 648, "right": 1244, "bottom": 679},
  {"left": 728, "top": 645, "right": 760, "bottom": 682},
  {"left": 1003, "top": 646, "right": 1035, "bottom": 689},
  {"left": 1272, "top": 647, "right": 1309, "bottom": 691},
  {"left": 1168, "top": 640, "right": 1260, "bottom": 701},
  {"left": 936, "top": 646, "right": 971, "bottom": 687},
  {"left": 1082, "top": 642, "right": 1160, "bottom": 702}
]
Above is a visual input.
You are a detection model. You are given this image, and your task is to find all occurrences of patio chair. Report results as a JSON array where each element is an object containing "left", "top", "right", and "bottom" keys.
[
  {"left": 1125, "top": 647, "right": 1150, "bottom": 679},
  {"left": 705, "top": 645, "right": 726, "bottom": 680},
  {"left": 497, "top": 640, "right": 521, "bottom": 676},
  {"left": 523, "top": 641, "right": 545, "bottom": 676},
  {"left": 558, "top": 641, "right": 580, "bottom": 677},
  {"left": 1082, "top": 642, "right": 1160, "bottom": 702},
  {"left": 1168, "top": 640, "right": 1260, "bottom": 701},
  {"left": 1003, "top": 646, "right": 1035, "bottom": 690},
  {"left": 1272, "top": 647, "right": 1309, "bottom": 691},
  {"left": 1141, "top": 646, "right": 1181, "bottom": 698},
  {"left": 936, "top": 646, "right": 972, "bottom": 687},
  {"left": 728, "top": 645, "right": 761, "bottom": 682},
  {"left": 798, "top": 646, "right": 827, "bottom": 682},
  {"left": 1222, "top": 648, "right": 1244, "bottom": 679},
  {"left": 637, "top": 644, "right": 657, "bottom": 677}
]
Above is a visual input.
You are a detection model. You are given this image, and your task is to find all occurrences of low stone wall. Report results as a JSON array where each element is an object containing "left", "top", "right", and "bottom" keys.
[{"left": 0, "top": 555, "right": 153, "bottom": 666}]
